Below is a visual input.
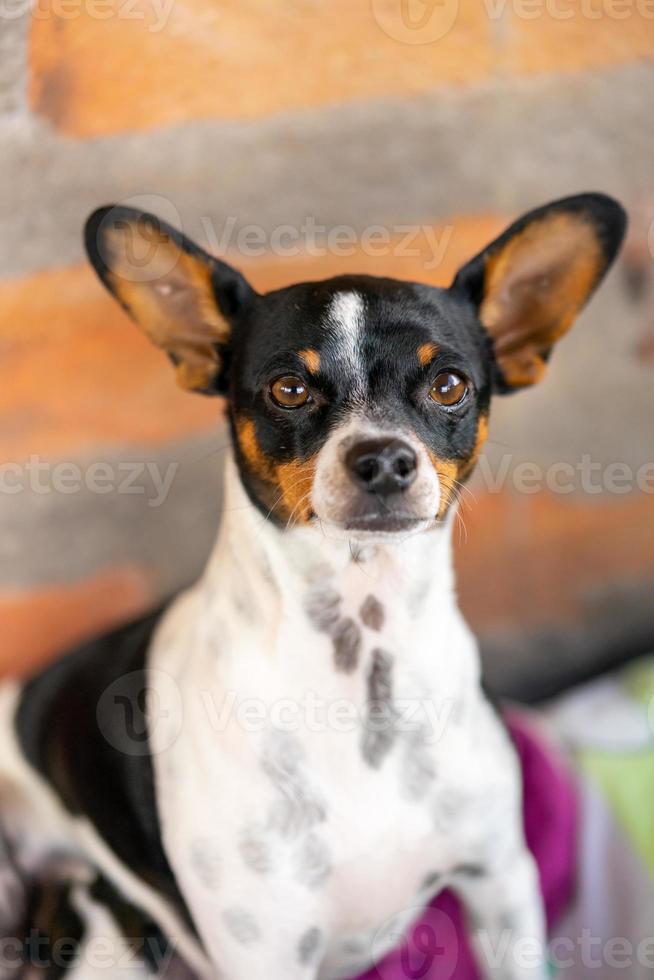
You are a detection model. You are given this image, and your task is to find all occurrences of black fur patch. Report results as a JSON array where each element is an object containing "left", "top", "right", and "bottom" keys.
[
  {"left": 331, "top": 617, "right": 362, "bottom": 673},
  {"left": 297, "top": 926, "right": 322, "bottom": 965},
  {"left": 304, "top": 590, "right": 362, "bottom": 673},
  {"left": 14, "top": 607, "right": 193, "bottom": 931},
  {"left": 24, "top": 879, "right": 85, "bottom": 979},
  {"left": 361, "top": 648, "right": 397, "bottom": 769}
]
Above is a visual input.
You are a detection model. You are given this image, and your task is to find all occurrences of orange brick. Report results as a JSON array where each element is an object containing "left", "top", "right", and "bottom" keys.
[
  {"left": 29, "top": 0, "right": 654, "bottom": 137},
  {"left": 0, "top": 565, "right": 153, "bottom": 679},
  {"left": 0, "top": 213, "right": 504, "bottom": 459},
  {"left": 456, "top": 490, "right": 654, "bottom": 631},
  {"left": 240, "top": 213, "right": 505, "bottom": 292},
  {"left": 0, "top": 265, "right": 220, "bottom": 459}
]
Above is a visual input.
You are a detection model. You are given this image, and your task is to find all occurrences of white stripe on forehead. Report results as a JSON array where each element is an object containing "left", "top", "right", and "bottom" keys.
[{"left": 325, "top": 291, "right": 366, "bottom": 398}]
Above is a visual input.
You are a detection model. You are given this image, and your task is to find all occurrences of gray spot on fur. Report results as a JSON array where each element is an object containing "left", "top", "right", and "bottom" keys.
[
  {"left": 262, "top": 730, "right": 327, "bottom": 837},
  {"left": 304, "top": 589, "right": 341, "bottom": 632},
  {"left": 332, "top": 617, "right": 362, "bottom": 673},
  {"left": 296, "top": 832, "right": 332, "bottom": 890},
  {"left": 498, "top": 910, "right": 517, "bottom": 932},
  {"left": 454, "top": 863, "right": 485, "bottom": 878},
  {"left": 188, "top": 838, "right": 221, "bottom": 890},
  {"left": 260, "top": 729, "right": 304, "bottom": 781},
  {"left": 298, "top": 926, "right": 323, "bottom": 964},
  {"left": 359, "top": 594, "right": 385, "bottom": 631},
  {"left": 361, "top": 648, "right": 397, "bottom": 768},
  {"left": 433, "top": 787, "right": 468, "bottom": 832},
  {"left": 222, "top": 907, "right": 261, "bottom": 946},
  {"left": 305, "top": 589, "right": 362, "bottom": 672},
  {"left": 239, "top": 826, "right": 272, "bottom": 875},
  {"left": 342, "top": 938, "right": 366, "bottom": 955},
  {"left": 268, "top": 793, "right": 326, "bottom": 837},
  {"left": 421, "top": 870, "right": 442, "bottom": 893}
]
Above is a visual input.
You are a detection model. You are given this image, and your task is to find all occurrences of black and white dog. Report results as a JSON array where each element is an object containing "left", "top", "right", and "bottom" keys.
[{"left": 0, "top": 193, "right": 626, "bottom": 979}]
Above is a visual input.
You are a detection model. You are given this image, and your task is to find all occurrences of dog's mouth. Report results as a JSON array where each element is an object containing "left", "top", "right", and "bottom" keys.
[{"left": 339, "top": 512, "right": 432, "bottom": 534}]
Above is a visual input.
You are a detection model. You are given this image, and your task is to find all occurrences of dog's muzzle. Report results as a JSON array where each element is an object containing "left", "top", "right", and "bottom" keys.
[{"left": 311, "top": 423, "right": 441, "bottom": 536}]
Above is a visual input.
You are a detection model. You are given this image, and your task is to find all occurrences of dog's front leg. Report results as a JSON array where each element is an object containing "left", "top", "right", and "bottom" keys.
[{"left": 454, "top": 849, "right": 548, "bottom": 980}]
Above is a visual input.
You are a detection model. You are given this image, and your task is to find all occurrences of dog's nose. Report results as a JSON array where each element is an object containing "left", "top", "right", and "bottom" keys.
[{"left": 345, "top": 438, "right": 418, "bottom": 496}]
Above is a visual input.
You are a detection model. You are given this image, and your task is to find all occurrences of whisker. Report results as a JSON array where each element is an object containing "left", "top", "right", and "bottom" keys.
[{"left": 289, "top": 488, "right": 315, "bottom": 529}]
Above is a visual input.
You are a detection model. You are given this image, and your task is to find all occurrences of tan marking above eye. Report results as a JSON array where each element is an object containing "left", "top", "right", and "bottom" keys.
[
  {"left": 298, "top": 349, "right": 321, "bottom": 374},
  {"left": 417, "top": 342, "right": 439, "bottom": 367},
  {"left": 270, "top": 375, "right": 311, "bottom": 409},
  {"left": 429, "top": 371, "right": 468, "bottom": 407}
]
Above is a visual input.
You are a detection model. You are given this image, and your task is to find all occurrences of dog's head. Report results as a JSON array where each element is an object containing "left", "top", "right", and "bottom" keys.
[{"left": 85, "top": 194, "right": 626, "bottom": 539}]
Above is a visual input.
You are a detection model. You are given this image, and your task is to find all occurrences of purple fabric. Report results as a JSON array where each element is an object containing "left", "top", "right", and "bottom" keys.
[{"left": 353, "top": 709, "right": 578, "bottom": 980}]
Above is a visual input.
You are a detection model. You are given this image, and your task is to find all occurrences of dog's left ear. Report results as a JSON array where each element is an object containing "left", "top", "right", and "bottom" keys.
[
  {"left": 451, "top": 193, "right": 627, "bottom": 391},
  {"left": 84, "top": 205, "right": 255, "bottom": 394}
]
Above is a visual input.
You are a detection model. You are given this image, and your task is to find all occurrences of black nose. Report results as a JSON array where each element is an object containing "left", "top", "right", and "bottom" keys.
[{"left": 345, "top": 438, "right": 418, "bottom": 496}]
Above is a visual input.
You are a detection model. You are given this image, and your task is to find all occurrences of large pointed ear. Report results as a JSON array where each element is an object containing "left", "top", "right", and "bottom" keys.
[
  {"left": 84, "top": 205, "right": 255, "bottom": 395},
  {"left": 451, "top": 193, "right": 627, "bottom": 391}
]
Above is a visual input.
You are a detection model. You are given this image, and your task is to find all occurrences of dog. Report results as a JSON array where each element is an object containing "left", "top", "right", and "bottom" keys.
[{"left": 0, "top": 192, "right": 626, "bottom": 979}]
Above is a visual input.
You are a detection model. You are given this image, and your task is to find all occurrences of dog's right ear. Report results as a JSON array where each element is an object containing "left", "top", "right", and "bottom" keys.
[
  {"left": 450, "top": 193, "right": 627, "bottom": 391},
  {"left": 84, "top": 206, "right": 255, "bottom": 395}
]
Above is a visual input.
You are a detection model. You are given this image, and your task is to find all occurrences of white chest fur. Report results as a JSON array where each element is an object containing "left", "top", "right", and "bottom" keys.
[{"left": 148, "top": 461, "right": 520, "bottom": 979}]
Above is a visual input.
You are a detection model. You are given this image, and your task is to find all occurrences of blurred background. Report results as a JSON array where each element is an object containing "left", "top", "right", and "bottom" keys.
[{"left": 1, "top": 0, "right": 653, "bottom": 701}]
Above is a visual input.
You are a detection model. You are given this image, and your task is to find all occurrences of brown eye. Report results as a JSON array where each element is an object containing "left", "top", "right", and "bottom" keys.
[
  {"left": 429, "top": 371, "right": 468, "bottom": 407},
  {"left": 270, "top": 375, "right": 311, "bottom": 409}
]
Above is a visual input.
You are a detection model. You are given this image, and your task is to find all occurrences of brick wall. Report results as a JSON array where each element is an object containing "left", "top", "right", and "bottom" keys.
[{"left": 1, "top": 1, "right": 654, "bottom": 696}]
